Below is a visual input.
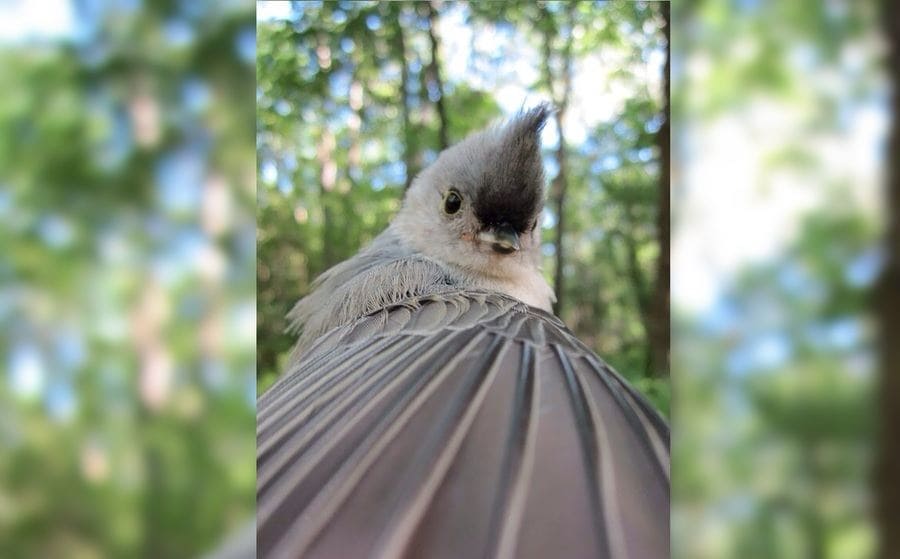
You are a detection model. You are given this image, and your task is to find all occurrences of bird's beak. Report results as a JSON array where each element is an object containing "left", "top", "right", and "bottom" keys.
[{"left": 477, "top": 223, "right": 520, "bottom": 254}]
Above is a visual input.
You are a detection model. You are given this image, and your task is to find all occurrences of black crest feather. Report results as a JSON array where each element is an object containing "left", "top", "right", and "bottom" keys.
[{"left": 472, "top": 103, "right": 553, "bottom": 233}]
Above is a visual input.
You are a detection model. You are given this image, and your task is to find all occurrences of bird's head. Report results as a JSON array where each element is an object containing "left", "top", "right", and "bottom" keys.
[{"left": 394, "top": 104, "right": 552, "bottom": 279}]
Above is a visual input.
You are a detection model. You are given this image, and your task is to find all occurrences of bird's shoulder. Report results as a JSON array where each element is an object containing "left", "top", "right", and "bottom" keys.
[
  {"left": 304, "top": 289, "right": 582, "bottom": 358},
  {"left": 287, "top": 231, "right": 465, "bottom": 359}
]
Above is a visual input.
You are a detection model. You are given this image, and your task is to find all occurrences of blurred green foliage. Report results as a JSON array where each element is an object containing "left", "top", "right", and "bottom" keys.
[
  {"left": 0, "top": 1, "right": 256, "bottom": 557},
  {"left": 256, "top": 1, "right": 670, "bottom": 415},
  {"left": 673, "top": 1, "right": 883, "bottom": 557}
]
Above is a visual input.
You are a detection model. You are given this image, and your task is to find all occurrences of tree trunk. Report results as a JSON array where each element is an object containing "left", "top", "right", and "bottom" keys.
[
  {"left": 551, "top": 108, "right": 568, "bottom": 316},
  {"left": 140, "top": 433, "right": 165, "bottom": 559},
  {"left": 348, "top": 77, "right": 363, "bottom": 185},
  {"left": 347, "top": 38, "right": 365, "bottom": 195},
  {"left": 133, "top": 279, "right": 170, "bottom": 558},
  {"left": 423, "top": 1, "right": 449, "bottom": 150},
  {"left": 647, "top": 1, "right": 671, "bottom": 377},
  {"left": 397, "top": 23, "right": 415, "bottom": 190},
  {"left": 539, "top": 5, "right": 574, "bottom": 316},
  {"left": 607, "top": 225, "right": 654, "bottom": 376},
  {"left": 621, "top": 227, "right": 654, "bottom": 376},
  {"left": 314, "top": 34, "right": 337, "bottom": 268},
  {"left": 317, "top": 127, "right": 337, "bottom": 268},
  {"left": 877, "top": 1, "right": 900, "bottom": 556}
]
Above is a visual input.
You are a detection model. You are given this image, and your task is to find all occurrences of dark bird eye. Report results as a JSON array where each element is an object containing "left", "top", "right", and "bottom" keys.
[{"left": 443, "top": 189, "right": 462, "bottom": 215}]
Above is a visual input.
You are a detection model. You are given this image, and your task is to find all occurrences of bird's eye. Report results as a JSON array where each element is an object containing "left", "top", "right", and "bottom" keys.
[{"left": 443, "top": 189, "right": 462, "bottom": 215}]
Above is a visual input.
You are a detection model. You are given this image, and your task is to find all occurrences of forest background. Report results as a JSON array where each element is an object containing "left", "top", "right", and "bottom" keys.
[{"left": 0, "top": 0, "right": 894, "bottom": 558}]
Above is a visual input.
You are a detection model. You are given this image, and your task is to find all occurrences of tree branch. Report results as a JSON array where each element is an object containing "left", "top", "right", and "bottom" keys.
[
  {"left": 877, "top": 0, "right": 900, "bottom": 555},
  {"left": 424, "top": 1, "right": 449, "bottom": 150}
]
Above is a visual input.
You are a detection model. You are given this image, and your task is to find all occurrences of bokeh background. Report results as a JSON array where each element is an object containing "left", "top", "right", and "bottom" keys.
[
  {"left": 2, "top": 0, "right": 897, "bottom": 557},
  {"left": 673, "top": 1, "right": 895, "bottom": 558},
  {"left": 0, "top": 0, "right": 256, "bottom": 557},
  {"left": 256, "top": 1, "right": 671, "bottom": 416}
]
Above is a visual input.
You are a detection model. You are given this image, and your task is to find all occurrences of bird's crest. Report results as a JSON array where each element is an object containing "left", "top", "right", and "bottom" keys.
[{"left": 470, "top": 103, "right": 553, "bottom": 233}]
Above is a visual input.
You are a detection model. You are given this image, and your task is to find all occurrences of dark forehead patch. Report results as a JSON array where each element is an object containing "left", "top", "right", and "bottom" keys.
[
  {"left": 472, "top": 105, "right": 550, "bottom": 232},
  {"left": 473, "top": 175, "right": 543, "bottom": 232}
]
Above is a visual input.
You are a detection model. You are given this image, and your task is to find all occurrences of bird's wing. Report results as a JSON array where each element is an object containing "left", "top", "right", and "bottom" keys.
[{"left": 258, "top": 290, "right": 669, "bottom": 559}]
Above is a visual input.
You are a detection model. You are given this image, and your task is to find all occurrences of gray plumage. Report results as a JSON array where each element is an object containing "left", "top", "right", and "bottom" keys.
[
  {"left": 261, "top": 104, "right": 670, "bottom": 559},
  {"left": 288, "top": 105, "right": 556, "bottom": 359},
  {"left": 259, "top": 292, "right": 669, "bottom": 559}
]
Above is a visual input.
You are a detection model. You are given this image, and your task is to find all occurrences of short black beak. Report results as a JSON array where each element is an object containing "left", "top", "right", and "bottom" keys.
[{"left": 477, "top": 223, "right": 520, "bottom": 254}]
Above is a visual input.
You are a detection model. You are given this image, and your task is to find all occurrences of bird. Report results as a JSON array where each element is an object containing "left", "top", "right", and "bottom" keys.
[
  {"left": 284, "top": 104, "right": 555, "bottom": 359},
  {"left": 257, "top": 104, "right": 670, "bottom": 559}
]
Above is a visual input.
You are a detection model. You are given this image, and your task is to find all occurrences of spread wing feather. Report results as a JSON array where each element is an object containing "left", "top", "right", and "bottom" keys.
[{"left": 258, "top": 290, "right": 669, "bottom": 559}]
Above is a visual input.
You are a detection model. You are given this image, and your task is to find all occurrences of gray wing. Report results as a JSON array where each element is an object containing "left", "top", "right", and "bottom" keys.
[{"left": 258, "top": 291, "right": 669, "bottom": 559}]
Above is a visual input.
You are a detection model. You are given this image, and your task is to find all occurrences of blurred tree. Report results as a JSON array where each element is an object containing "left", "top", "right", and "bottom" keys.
[
  {"left": 649, "top": 1, "right": 670, "bottom": 377},
  {"left": 876, "top": 0, "right": 900, "bottom": 556},
  {"left": 535, "top": 1, "right": 575, "bottom": 317},
  {"left": 0, "top": 1, "right": 256, "bottom": 557},
  {"left": 672, "top": 0, "right": 884, "bottom": 557}
]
